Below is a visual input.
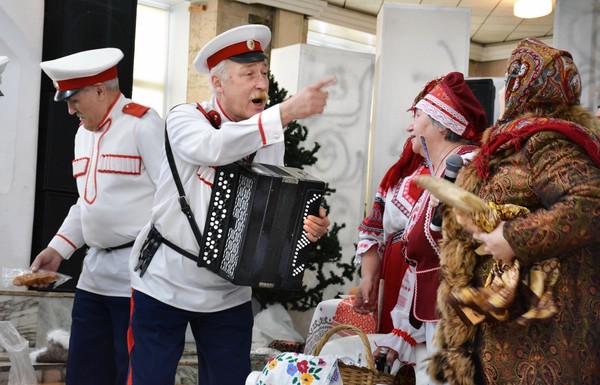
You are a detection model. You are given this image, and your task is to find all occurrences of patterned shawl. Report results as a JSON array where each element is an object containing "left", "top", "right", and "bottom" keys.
[{"left": 428, "top": 37, "right": 600, "bottom": 385}]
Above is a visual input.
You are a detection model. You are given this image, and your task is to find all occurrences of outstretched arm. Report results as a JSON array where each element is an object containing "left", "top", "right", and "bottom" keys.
[{"left": 279, "top": 76, "right": 336, "bottom": 126}]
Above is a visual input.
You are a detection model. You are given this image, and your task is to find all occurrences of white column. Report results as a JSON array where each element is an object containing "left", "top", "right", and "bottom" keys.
[{"left": 0, "top": 1, "right": 44, "bottom": 268}]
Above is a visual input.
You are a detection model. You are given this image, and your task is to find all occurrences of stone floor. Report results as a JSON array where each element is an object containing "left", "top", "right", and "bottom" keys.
[
  {"left": 0, "top": 289, "right": 273, "bottom": 385},
  {"left": 0, "top": 351, "right": 271, "bottom": 385},
  {"left": 0, "top": 358, "right": 64, "bottom": 384}
]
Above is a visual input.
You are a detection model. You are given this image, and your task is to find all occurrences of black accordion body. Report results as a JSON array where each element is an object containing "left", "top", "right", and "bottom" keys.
[{"left": 199, "top": 161, "right": 325, "bottom": 290}]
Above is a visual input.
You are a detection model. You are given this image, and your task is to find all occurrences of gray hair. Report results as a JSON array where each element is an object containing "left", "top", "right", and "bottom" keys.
[
  {"left": 209, "top": 60, "right": 230, "bottom": 94},
  {"left": 429, "top": 115, "right": 446, "bottom": 132},
  {"left": 429, "top": 115, "right": 462, "bottom": 143},
  {"left": 76, "top": 77, "right": 119, "bottom": 97},
  {"left": 103, "top": 77, "right": 119, "bottom": 91}
]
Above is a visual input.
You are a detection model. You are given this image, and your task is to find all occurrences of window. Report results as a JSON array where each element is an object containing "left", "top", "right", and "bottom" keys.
[{"left": 132, "top": 2, "right": 169, "bottom": 117}]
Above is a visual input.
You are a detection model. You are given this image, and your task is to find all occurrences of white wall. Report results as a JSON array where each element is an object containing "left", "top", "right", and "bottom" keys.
[
  {"left": 553, "top": 0, "right": 600, "bottom": 110},
  {"left": 270, "top": 43, "right": 375, "bottom": 282},
  {"left": 0, "top": 0, "right": 44, "bottom": 268},
  {"left": 368, "top": 4, "right": 471, "bottom": 203}
]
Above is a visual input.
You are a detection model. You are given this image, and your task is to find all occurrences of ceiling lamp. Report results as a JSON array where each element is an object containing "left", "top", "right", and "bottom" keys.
[{"left": 514, "top": 0, "right": 553, "bottom": 18}]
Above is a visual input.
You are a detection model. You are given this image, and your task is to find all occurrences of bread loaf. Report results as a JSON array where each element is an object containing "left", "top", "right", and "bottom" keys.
[{"left": 12, "top": 271, "right": 59, "bottom": 286}]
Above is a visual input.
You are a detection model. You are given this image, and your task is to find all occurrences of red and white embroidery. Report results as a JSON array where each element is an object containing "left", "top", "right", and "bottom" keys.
[
  {"left": 97, "top": 154, "right": 142, "bottom": 175},
  {"left": 72, "top": 157, "right": 90, "bottom": 178},
  {"left": 196, "top": 165, "right": 216, "bottom": 187}
]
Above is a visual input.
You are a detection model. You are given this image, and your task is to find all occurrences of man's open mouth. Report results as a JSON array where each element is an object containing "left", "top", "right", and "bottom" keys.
[{"left": 250, "top": 91, "right": 269, "bottom": 105}]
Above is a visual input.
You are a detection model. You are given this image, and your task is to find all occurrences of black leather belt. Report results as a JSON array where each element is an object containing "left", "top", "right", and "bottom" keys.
[
  {"left": 104, "top": 241, "right": 135, "bottom": 252},
  {"left": 160, "top": 233, "right": 198, "bottom": 262}
]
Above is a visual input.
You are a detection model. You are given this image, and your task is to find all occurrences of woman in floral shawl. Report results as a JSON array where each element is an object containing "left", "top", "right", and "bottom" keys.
[{"left": 429, "top": 38, "right": 600, "bottom": 385}]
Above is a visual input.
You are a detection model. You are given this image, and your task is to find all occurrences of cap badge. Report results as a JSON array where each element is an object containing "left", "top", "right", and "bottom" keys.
[{"left": 246, "top": 39, "right": 255, "bottom": 51}]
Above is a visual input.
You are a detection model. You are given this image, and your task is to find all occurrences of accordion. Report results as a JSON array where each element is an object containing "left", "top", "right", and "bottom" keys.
[{"left": 198, "top": 161, "right": 326, "bottom": 289}]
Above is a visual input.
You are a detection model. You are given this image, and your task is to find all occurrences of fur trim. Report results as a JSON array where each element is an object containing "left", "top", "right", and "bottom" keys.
[
  {"left": 47, "top": 329, "right": 70, "bottom": 348},
  {"left": 430, "top": 164, "right": 483, "bottom": 384},
  {"left": 30, "top": 347, "right": 47, "bottom": 363},
  {"left": 31, "top": 329, "right": 70, "bottom": 363},
  {"left": 522, "top": 104, "right": 600, "bottom": 134},
  {"left": 428, "top": 349, "right": 476, "bottom": 385}
]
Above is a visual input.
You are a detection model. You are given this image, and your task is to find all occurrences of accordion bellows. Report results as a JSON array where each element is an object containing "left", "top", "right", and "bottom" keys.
[{"left": 199, "top": 161, "right": 325, "bottom": 289}]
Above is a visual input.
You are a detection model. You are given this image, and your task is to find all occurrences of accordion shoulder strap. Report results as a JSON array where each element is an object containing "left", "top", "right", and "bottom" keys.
[{"left": 164, "top": 116, "right": 202, "bottom": 260}]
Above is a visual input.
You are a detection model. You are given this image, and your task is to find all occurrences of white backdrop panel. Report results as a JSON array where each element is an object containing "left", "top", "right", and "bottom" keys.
[
  {"left": 270, "top": 44, "right": 375, "bottom": 292},
  {"left": 0, "top": 0, "right": 44, "bottom": 268},
  {"left": 368, "top": 4, "right": 471, "bottom": 203}
]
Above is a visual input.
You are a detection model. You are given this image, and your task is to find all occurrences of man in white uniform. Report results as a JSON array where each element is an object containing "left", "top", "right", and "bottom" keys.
[
  {"left": 128, "top": 24, "right": 333, "bottom": 385},
  {"left": 32, "top": 48, "right": 164, "bottom": 385}
]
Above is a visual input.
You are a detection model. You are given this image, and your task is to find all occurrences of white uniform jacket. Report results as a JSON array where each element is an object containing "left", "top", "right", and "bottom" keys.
[
  {"left": 130, "top": 95, "right": 285, "bottom": 312},
  {"left": 48, "top": 94, "right": 164, "bottom": 297}
]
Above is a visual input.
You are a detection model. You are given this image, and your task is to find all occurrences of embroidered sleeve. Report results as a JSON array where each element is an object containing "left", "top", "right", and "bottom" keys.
[{"left": 355, "top": 187, "right": 387, "bottom": 264}]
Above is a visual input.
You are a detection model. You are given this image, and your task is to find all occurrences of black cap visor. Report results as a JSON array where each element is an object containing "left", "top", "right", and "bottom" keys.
[
  {"left": 54, "top": 87, "right": 83, "bottom": 102},
  {"left": 229, "top": 51, "right": 267, "bottom": 64}
]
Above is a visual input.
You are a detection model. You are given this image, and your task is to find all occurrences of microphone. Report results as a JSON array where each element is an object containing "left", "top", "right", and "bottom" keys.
[{"left": 430, "top": 154, "right": 464, "bottom": 232}]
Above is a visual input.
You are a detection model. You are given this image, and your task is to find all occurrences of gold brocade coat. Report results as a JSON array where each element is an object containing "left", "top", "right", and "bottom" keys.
[{"left": 429, "top": 115, "right": 600, "bottom": 385}]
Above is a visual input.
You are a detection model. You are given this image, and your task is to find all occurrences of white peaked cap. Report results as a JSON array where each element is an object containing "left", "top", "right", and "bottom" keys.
[
  {"left": 40, "top": 47, "right": 123, "bottom": 101},
  {"left": 193, "top": 24, "right": 271, "bottom": 74}
]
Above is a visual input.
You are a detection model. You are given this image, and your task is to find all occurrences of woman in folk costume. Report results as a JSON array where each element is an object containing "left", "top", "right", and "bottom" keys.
[
  {"left": 351, "top": 78, "right": 439, "bottom": 335},
  {"left": 353, "top": 72, "right": 487, "bottom": 384},
  {"left": 429, "top": 38, "right": 600, "bottom": 385}
]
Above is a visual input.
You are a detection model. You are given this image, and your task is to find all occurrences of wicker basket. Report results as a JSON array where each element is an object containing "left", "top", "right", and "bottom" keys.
[{"left": 312, "top": 324, "right": 395, "bottom": 385}]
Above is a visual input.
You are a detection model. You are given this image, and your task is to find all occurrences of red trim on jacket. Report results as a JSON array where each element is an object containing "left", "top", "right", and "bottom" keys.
[
  {"left": 122, "top": 103, "right": 150, "bottom": 118},
  {"left": 258, "top": 113, "right": 266, "bottom": 144},
  {"left": 56, "top": 234, "right": 77, "bottom": 250}
]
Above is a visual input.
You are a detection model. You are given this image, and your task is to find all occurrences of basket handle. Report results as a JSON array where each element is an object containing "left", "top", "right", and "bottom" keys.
[{"left": 311, "top": 324, "right": 377, "bottom": 373}]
